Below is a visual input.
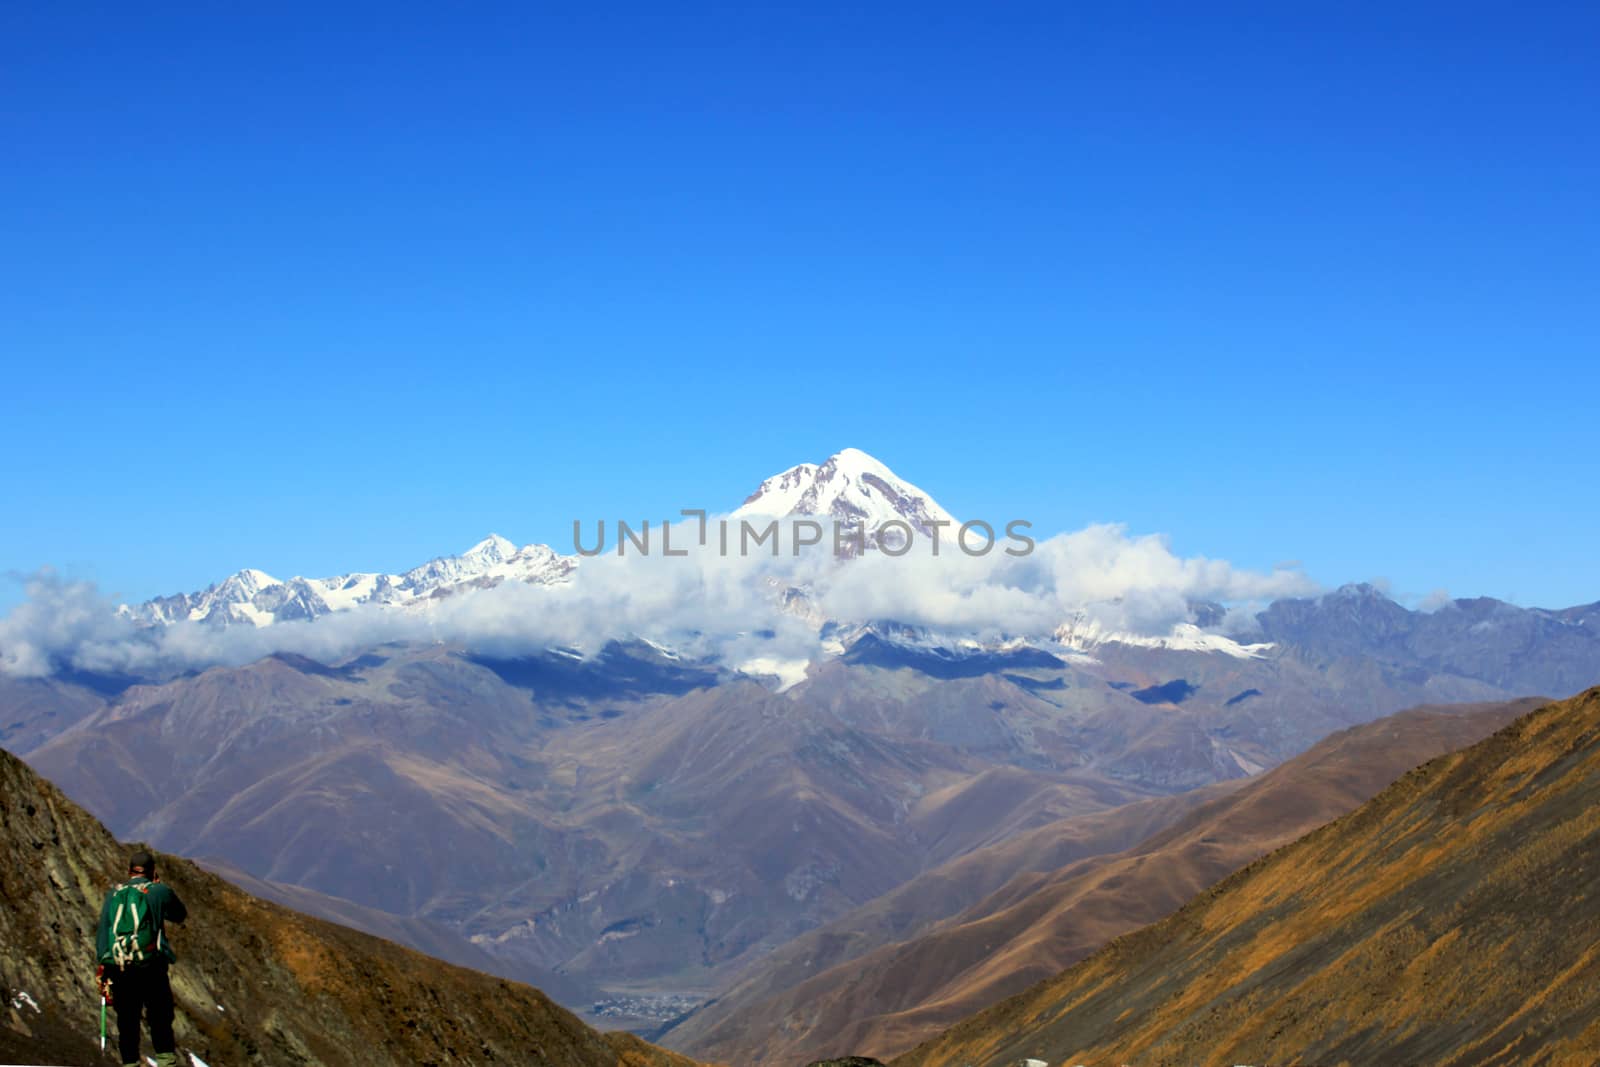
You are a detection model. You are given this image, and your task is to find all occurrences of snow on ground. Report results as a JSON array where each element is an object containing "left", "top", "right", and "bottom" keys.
[{"left": 735, "top": 656, "right": 811, "bottom": 692}]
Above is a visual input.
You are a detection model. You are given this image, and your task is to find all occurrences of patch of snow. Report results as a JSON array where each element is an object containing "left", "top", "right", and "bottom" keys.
[
  {"left": 230, "top": 601, "right": 277, "bottom": 628},
  {"left": 636, "top": 636, "right": 683, "bottom": 660},
  {"left": 735, "top": 656, "right": 811, "bottom": 692},
  {"left": 1230, "top": 749, "right": 1266, "bottom": 775},
  {"left": 314, "top": 572, "right": 380, "bottom": 612},
  {"left": 10, "top": 989, "right": 40, "bottom": 1013}
]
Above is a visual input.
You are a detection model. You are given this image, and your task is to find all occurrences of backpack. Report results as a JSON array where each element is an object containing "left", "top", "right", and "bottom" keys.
[{"left": 102, "top": 882, "right": 162, "bottom": 967}]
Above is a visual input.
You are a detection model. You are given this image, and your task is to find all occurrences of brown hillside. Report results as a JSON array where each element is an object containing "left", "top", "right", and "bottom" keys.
[
  {"left": 661, "top": 780, "right": 1237, "bottom": 1058},
  {"left": 675, "top": 697, "right": 1539, "bottom": 1065},
  {"left": 894, "top": 688, "right": 1600, "bottom": 1067},
  {"left": 0, "top": 747, "right": 704, "bottom": 1067}
]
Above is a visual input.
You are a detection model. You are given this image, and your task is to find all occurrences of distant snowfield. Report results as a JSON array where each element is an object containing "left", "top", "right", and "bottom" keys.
[{"left": 1054, "top": 619, "right": 1277, "bottom": 659}]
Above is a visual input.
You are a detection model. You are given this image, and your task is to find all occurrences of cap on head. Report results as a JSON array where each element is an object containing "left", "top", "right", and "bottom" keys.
[{"left": 128, "top": 850, "right": 155, "bottom": 876}]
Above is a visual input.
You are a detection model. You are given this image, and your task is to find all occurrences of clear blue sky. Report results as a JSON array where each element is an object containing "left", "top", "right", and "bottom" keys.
[{"left": 3, "top": 3, "right": 1597, "bottom": 612}]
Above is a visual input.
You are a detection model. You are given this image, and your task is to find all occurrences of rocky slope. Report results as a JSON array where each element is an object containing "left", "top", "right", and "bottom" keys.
[
  {"left": 665, "top": 697, "right": 1541, "bottom": 1063},
  {"left": 0, "top": 747, "right": 701, "bottom": 1067},
  {"left": 892, "top": 687, "right": 1600, "bottom": 1067}
]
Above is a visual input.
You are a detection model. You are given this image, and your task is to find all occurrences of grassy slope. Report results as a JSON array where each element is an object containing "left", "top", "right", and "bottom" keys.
[{"left": 895, "top": 689, "right": 1600, "bottom": 1067}]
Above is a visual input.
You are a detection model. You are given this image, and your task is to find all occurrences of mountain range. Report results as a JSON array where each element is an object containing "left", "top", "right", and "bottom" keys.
[
  {"left": 12, "top": 579, "right": 1598, "bottom": 1036},
  {"left": 124, "top": 534, "right": 574, "bottom": 627},
  {"left": 5, "top": 447, "right": 1600, "bottom": 1052},
  {"left": 18, "top": 644, "right": 1170, "bottom": 1028},
  {"left": 105, "top": 451, "right": 1600, "bottom": 679}
]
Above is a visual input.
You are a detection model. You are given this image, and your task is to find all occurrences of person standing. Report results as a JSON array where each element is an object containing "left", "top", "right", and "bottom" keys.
[{"left": 95, "top": 849, "right": 187, "bottom": 1067}]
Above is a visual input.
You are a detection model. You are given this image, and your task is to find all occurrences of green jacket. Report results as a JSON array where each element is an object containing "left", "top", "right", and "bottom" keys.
[{"left": 95, "top": 876, "right": 187, "bottom": 966}]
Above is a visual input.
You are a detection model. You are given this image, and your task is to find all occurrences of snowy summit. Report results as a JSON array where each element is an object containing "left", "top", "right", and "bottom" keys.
[{"left": 732, "top": 447, "right": 957, "bottom": 539}]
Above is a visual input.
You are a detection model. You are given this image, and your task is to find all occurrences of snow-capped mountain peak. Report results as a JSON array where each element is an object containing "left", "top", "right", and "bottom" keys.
[
  {"left": 133, "top": 450, "right": 962, "bottom": 630},
  {"left": 733, "top": 447, "right": 956, "bottom": 538},
  {"left": 117, "top": 454, "right": 1295, "bottom": 671},
  {"left": 463, "top": 534, "right": 518, "bottom": 565},
  {"left": 129, "top": 535, "right": 575, "bottom": 628},
  {"left": 219, "top": 569, "right": 279, "bottom": 597}
]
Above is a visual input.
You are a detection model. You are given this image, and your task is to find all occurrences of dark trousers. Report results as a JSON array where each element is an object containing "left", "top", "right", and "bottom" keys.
[{"left": 109, "top": 960, "right": 175, "bottom": 1064}]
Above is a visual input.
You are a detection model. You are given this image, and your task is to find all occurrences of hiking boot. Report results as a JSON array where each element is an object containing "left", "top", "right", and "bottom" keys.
[{"left": 153, "top": 1054, "right": 180, "bottom": 1067}]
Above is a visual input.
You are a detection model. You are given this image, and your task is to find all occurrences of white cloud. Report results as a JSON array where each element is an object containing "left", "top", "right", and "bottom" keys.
[
  {"left": 1419, "top": 588, "right": 1454, "bottom": 612},
  {"left": 0, "top": 519, "right": 1318, "bottom": 679}
]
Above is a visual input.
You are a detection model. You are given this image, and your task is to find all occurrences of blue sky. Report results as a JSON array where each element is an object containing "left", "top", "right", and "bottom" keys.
[{"left": 3, "top": 3, "right": 1597, "bottom": 612}]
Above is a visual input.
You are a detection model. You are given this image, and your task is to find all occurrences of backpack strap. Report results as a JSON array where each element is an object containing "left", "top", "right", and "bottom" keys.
[
  {"left": 110, "top": 897, "right": 127, "bottom": 964},
  {"left": 107, "top": 882, "right": 156, "bottom": 967}
]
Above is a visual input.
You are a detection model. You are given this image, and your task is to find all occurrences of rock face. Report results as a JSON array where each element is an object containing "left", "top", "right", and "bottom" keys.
[
  {"left": 892, "top": 687, "right": 1600, "bottom": 1067},
  {"left": 0, "top": 747, "right": 700, "bottom": 1067}
]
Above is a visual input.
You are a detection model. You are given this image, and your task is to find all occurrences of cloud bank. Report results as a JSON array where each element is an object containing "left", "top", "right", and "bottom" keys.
[{"left": 0, "top": 521, "right": 1318, "bottom": 680}]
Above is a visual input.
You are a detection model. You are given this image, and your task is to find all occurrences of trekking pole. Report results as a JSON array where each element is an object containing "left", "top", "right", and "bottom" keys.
[{"left": 100, "top": 990, "right": 106, "bottom": 1052}]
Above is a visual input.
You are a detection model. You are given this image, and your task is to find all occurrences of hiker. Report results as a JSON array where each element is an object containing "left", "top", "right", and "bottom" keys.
[{"left": 95, "top": 849, "right": 187, "bottom": 1067}]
